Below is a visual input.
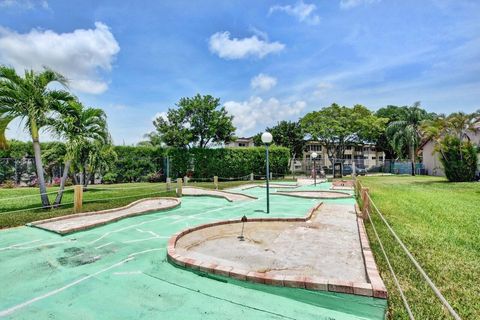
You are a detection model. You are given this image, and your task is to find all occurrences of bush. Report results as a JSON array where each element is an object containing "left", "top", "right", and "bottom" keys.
[
  {"left": 102, "top": 172, "right": 118, "bottom": 184},
  {"left": 439, "top": 135, "right": 479, "bottom": 182},
  {"left": 111, "top": 146, "right": 165, "bottom": 183},
  {"left": 2, "top": 180, "right": 15, "bottom": 188},
  {"left": 146, "top": 171, "right": 165, "bottom": 183},
  {"left": 167, "top": 146, "right": 290, "bottom": 179}
]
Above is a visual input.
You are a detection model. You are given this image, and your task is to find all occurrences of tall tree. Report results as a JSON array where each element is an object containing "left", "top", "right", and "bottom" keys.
[
  {"left": 0, "top": 66, "right": 72, "bottom": 207},
  {"left": 386, "top": 102, "right": 432, "bottom": 175},
  {"left": 375, "top": 105, "right": 409, "bottom": 160},
  {"left": 49, "top": 100, "right": 110, "bottom": 205},
  {"left": 266, "top": 121, "right": 305, "bottom": 159},
  {"left": 153, "top": 94, "right": 236, "bottom": 148},
  {"left": 300, "top": 103, "right": 387, "bottom": 164}
]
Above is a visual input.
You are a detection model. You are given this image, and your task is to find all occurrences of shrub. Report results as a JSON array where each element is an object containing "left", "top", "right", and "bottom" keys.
[
  {"left": 146, "top": 171, "right": 165, "bottom": 183},
  {"left": 439, "top": 135, "right": 479, "bottom": 182},
  {"left": 102, "top": 172, "right": 118, "bottom": 184},
  {"left": 167, "top": 146, "right": 290, "bottom": 179},
  {"left": 2, "top": 180, "right": 15, "bottom": 188}
]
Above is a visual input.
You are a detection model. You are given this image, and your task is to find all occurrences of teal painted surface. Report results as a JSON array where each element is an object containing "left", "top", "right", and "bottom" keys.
[{"left": 0, "top": 182, "right": 386, "bottom": 319}]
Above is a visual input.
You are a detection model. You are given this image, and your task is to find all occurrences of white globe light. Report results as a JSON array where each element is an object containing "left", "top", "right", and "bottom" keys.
[
  {"left": 311, "top": 152, "right": 318, "bottom": 159},
  {"left": 261, "top": 132, "right": 273, "bottom": 144}
]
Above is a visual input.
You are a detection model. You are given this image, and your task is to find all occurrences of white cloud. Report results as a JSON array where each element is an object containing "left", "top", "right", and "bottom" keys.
[
  {"left": 209, "top": 31, "right": 285, "bottom": 60},
  {"left": 269, "top": 1, "right": 320, "bottom": 25},
  {"left": 251, "top": 73, "right": 277, "bottom": 91},
  {"left": 224, "top": 96, "right": 306, "bottom": 136},
  {"left": 313, "top": 82, "right": 333, "bottom": 97},
  {"left": 0, "top": 0, "right": 48, "bottom": 9},
  {"left": 0, "top": 22, "right": 120, "bottom": 94},
  {"left": 152, "top": 111, "right": 168, "bottom": 122},
  {"left": 340, "top": 0, "right": 380, "bottom": 10}
]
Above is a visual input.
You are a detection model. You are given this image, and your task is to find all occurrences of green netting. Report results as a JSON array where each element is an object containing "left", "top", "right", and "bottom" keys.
[{"left": 0, "top": 182, "right": 386, "bottom": 319}]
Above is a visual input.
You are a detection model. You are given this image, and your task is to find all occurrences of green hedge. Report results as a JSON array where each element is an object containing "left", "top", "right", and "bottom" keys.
[
  {"left": 110, "top": 146, "right": 165, "bottom": 182},
  {"left": 167, "top": 146, "right": 290, "bottom": 178},
  {"left": 1, "top": 141, "right": 290, "bottom": 183}
]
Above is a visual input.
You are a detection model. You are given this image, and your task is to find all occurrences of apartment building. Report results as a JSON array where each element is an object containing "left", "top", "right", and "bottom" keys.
[
  {"left": 293, "top": 140, "right": 385, "bottom": 172},
  {"left": 225, "top": 137, "right": 255, "bottom": 148}
]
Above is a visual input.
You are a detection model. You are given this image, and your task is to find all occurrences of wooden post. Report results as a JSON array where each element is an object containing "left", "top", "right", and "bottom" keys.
[
  {"left": 361, "top": 187, "right": 370, "bottom": 219},
  {"left": 73, "top": 185, "right": 83, "bottom": 213},
  {"left": 166, "top": 177, "right": 171, "bottom": 191},
  {"left": 250, "top": 173, "right": 254, "bottom": 181},
  {"left": 214, "top": 176, "right": 218, "bottom": 190},
  {"left": 176, "top": 178, "right": 183, "bottom": 197}
]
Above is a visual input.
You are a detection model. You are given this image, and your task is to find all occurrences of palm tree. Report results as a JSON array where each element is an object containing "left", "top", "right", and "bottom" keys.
[
  {"left": 0, "top": 114, "right": 13, "bottom": 149},
  {"left": 386, "top": 102, "right": 429, "bottom": 176},
  {"left": 422, "top": 111, "right": 480, "bottom": 162},
  {"left": 49, "top": 100, "right": 109, "bottom": 206},
  {"left": 0, "top": 66, "right": 72, "bottom": 207}
]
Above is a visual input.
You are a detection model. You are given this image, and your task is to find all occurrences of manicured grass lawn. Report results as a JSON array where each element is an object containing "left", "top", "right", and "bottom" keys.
[
  {"left": 0, "top": 180, "right": 261, "bottom": 229},
  {"left": 360, "top": 175, "right": 480, "bottom": 319}
]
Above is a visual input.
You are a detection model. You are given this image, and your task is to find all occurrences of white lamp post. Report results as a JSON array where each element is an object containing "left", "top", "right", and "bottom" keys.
[
  {"left": 311, "top": 152, "right": 318, "bottom": 186},
  {"left": 261, "top": 132, "right": 273, "bottom": 213}
]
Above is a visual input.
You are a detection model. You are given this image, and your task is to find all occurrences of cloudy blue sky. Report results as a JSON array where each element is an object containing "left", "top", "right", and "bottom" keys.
[{"left": 1, "top": 0, "right": 479, "bottom": 144}]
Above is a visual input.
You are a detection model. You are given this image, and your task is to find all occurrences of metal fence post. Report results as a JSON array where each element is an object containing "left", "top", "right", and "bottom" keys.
[{"left": 74, "top": 185, "right": 83, "bottom": 213}]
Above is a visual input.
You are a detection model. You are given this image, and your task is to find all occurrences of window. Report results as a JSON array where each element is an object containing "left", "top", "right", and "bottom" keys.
[
  {"left": 346, "top": 146, "right": 352, "bottom": 150},
  {"left": 363, "top": 155, "right": 368, "bottom": 159},
  {"left": 345, "top": 154, "right": 352, "bottom": 159},
  {"left": 309, "top": 144, "right": 322, "bottom": 152},
  {"left": 379, "top": 156, "right": 384, "bottom": 161},
  {"left": 372, "top": 157, "right": 376, "bottom": 160},
  {"left": 238, "top": 143, "right": 246, "bottom": 147}
]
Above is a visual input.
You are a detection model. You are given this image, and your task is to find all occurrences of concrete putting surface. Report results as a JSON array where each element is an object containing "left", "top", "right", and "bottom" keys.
[
  {"left": 29, "top": 198, "right": 181, "bottom": 235},
  {"left": 182, "top": 186, "right": 257, "bottom": 201},
  {"left": 174, "top": 203, "right": 366, "bottom": 282},
  {"left": 273, "top": 190, "right": 352, "bottom": 199}
]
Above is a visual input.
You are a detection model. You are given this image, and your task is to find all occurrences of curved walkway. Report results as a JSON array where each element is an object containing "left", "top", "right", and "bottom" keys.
[
  {"left": 182, "top": 186, "right": 256, "bottom": 201},
  {"left": 273, "top": 190, "right": 352, "bottom": 199},
  {"left": 29, "top": 197, "right": 181, "bottom": 235}
]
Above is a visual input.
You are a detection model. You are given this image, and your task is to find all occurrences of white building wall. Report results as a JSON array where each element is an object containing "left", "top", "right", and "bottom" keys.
[{"left": 422, "top": 131, "right": 480, "bottom": 176}]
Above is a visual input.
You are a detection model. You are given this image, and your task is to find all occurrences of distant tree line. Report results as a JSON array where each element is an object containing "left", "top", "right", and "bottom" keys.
[{"left": 146, "top": 98, "right": 479, "bottom": 181}]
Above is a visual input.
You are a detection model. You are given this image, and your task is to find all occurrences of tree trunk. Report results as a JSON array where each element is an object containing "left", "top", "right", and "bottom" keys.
[
  {"left": 32, "top": 137, "right": 50, "bottom": 208},
  {"left": 73, "top": 173, "right": 79, "bottom": 185},
  {"left": 53, "top": 160, "right": 71, "bottom": 207},
  {"left": 84, "top": 172, "right": 91, "bottom": 189},
  {"left": 410, "top": 145, "right": 416, "bottom": 176}
]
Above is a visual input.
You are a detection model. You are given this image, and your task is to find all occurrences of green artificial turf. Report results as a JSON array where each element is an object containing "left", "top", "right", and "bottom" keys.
[{"left": 359, "top": 175, "right": 480, "bottom": 319}]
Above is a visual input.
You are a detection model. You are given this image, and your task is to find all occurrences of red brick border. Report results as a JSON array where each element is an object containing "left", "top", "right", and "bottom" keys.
[{"left": 167, "top": 201, "right": 387, "bottom": 299}]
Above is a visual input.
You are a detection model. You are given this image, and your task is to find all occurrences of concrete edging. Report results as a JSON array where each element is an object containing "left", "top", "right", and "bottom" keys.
[
  {"left": 28, "top": 197, "right": 181, "bottom": 234},
  {"left": 166, "top": 201, "right": 387, "bottom": 299},
  {"left": 182, "top": 186, "right": 258, "bottom": 201},
  {"left": 272, "top": 190, "right": 352, "bottom": 200}
]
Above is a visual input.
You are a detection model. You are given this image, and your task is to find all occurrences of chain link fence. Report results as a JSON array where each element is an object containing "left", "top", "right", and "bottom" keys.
[{"left": 290, "top": 158, "right": 426, "bottom": 176}]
